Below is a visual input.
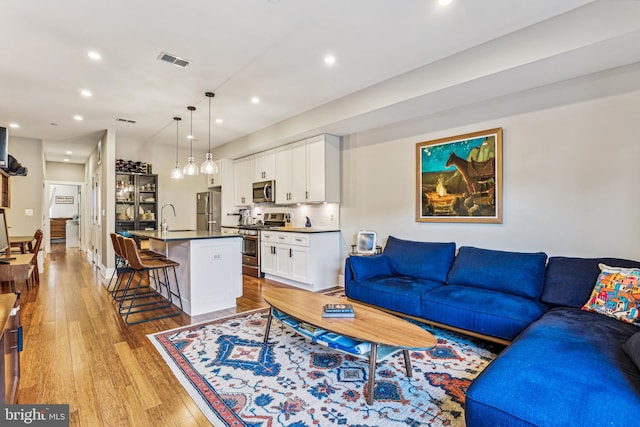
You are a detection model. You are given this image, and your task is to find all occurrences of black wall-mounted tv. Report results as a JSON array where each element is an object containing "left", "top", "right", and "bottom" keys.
[{"left": 0, "top": 127, "right": 8, "bottom": 168}]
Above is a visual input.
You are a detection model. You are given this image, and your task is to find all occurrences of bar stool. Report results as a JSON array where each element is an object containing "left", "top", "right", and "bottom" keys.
[
  {"left": 111, "top": 234, "right": 161, "bottom": 302},
  {"left": 118, "top": 237, "right": 183, "bottom": 324},
  {"left": 108, "top": 233, "right": 134, "bottom": 298},
  {"left": 111, "top": 234, "right": 166, "bottom": 300}
]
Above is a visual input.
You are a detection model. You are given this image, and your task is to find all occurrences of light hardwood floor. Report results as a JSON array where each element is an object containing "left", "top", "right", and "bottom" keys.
[{"left": 11, "top": 243, "right": 293, "bottom": 426}]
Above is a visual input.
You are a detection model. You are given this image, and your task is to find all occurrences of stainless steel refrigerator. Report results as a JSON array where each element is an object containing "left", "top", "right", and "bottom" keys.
[{"left": 196, "top": 189, "right": 222, "bottom": 232}]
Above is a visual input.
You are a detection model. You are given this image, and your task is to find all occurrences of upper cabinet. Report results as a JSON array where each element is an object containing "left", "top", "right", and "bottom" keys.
[
  {"left": 253, "top": 149, "right": 276, "bottom": 181},
  {"left": 233, "top": 156, "right": 254, "bottom": 206},
  {"left": 275, "top": 134, "right": 340, "bottom": 204},
  {"left": 306, "top": 135, "right": 340, "bottom": 203},
  {"left": 233, "top": 134, "right": 340, "bottom": 207},
  {"left": 275, "top": 140, "right": 305, "bottom": 204},
  {"left": 207, "top": 158, "right": 234, "bottom": 189}
]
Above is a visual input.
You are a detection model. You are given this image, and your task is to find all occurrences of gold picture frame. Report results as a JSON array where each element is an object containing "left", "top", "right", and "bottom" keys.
[{"left": 416, "top": 128, "right": 502, "bottom": 223}]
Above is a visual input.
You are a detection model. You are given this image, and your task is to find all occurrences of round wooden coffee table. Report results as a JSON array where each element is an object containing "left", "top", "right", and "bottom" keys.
[{"left": 262, "top": 287, "right": 436, "bottom": 404}]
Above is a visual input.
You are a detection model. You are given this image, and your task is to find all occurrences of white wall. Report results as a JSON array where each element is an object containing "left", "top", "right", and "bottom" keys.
[
  {"left": 46, "top": 161, "right": 84, "bottom": 182},
  {"left": 50, "top": 184, "right": 79, "bottom": 218},
  {"left": 116, "top": 140, "right": 209, "bottom": 231},
  {"left": 341, "top": 90, "right": 640, "bottom": 260},
  {"left": 5, "top": 136, "right": 43, "bottom": 236}
]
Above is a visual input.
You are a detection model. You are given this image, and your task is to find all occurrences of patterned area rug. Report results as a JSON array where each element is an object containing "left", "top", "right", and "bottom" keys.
[{"left": 148, "top": 308, "right": 498, "bottom": 426}]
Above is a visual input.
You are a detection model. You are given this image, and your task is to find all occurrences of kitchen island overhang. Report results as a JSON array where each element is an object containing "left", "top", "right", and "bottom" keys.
[{"left": 130, "top": 230, "right": 242, "bottom": 316}]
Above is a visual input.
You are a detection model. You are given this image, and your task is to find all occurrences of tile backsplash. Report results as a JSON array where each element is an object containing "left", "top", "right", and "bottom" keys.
[{"left": 249, "top": 203, "right": 340, "bottom": 229}]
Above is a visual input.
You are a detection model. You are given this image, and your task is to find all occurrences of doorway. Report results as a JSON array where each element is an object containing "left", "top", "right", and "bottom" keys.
[{"left": 44, "top": 181, "right": 84, "bottom": 254}]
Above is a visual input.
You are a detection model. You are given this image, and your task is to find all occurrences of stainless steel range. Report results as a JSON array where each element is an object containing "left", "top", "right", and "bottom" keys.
[{"left": 238, "top": 213, "right": 286, "bottom": 278}]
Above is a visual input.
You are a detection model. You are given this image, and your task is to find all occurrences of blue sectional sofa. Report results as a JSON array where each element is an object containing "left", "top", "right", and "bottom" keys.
[{"left": 344, "top": 236, "right": 640, "bottom": 426}]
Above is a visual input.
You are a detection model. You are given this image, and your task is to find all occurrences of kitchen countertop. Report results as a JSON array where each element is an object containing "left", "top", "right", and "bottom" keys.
[
  {"left": 130, "top": 230, "right": 242, "bottom": 241},
  {"left": 221, "top": 226, "right": 339, "bottom": 234},
  {"left": 268, "top": 227, "right": 339, "bottom": 233}
]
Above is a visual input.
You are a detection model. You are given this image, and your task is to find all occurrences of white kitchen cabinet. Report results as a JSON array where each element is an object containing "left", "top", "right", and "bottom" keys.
[
  {"left": 306, "top": 135, "right": 340, "bottom": 203},
  {"left": 260, "top": 230, "right": 339, "bottom": 291},
  {"left": 275, "top": 141, "right": 305, "bottom": 203},
  {"left": 260, "top": 231, "right": 277, "bottom": 275},
  {"left": 254, "top": 149, "right": 276, "bottom": 181},
  {"left": 260, "top": 242, "right": 276, "bottom": 275},
  {"left": 233, "top": 155, "right": 254, "bottom": 206},
  {"left": 275, "top": 243, "right": 293, "bottom": 278},
  {"left": 207, "top": 158, "right": 233, "bottom": 188},
  {"left": 290, "top": 245, "right": 310, "bottom": 283},
  {"left": 275, "top": 134, "right": 340, "bottom": 204}
]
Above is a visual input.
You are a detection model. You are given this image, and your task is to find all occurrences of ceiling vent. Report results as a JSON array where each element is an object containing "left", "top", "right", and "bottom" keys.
[
  {"left": 115, "top": 117, "right": 137, "bottom": 124},
  {"left": 157, "top": 51, "right": 191, "bottom": 68}
]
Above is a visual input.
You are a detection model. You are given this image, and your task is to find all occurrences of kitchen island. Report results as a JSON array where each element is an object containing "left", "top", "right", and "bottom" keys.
[{"left": 130, "top": 230, "right": 242, "bottom": 316}]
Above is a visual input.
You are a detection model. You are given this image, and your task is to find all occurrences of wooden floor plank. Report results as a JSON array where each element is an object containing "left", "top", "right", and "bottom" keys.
[
  {"left": 68, "top": 320, "right": 102, "bottom": 426},
  {"left": 15, "top": 243, "right": 310, "bottom": 425}
]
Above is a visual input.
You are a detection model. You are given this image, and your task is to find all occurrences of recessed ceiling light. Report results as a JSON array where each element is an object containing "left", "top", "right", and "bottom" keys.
[
  {"left": 88, "top": 51, "right": 102, "bottom": 60},
  {"left": 65, "top": 151, "right": 72, "bottom": 155},
  {"left": 9, "top": 123, "right": 19, "bottom": 128},
  {"left": 438, "top": 0, "right": 452, "bottom": 6},
  {"left": 324, "top": 55, "right": 336, "bottom": 65},
  {"left": 63, "top": 158, "right": 70, "bottom": 162},
  {"left": 216, "top": 118, "right": 223, "bottom": 124},
  {"left": 73, "top": 115, "right": 83, "bottom": 121},
  {"left": 251, "top": 97, "right": 260, "bottom": 104},
  {"left": 80, "top": 89, "right": 92, "bottom": 97}
]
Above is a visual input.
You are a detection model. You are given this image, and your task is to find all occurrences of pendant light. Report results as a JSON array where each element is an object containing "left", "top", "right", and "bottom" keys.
[
  {"left": 183, "top": 105, "right": 199, "bottom": 176},
  {"left": 200, "top": 91, "right": 218, "bottom": 174},
  {"left": 170, "top": 117, "right": 184, "bottom": 180}
]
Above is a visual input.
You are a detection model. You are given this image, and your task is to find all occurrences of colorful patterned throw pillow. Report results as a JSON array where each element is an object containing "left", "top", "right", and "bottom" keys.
[{"left": 582, "top": 264, "right": 640, "bottom": 324}]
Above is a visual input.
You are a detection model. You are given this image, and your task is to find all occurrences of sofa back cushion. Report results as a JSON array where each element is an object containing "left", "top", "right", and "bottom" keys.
[
  {"left": 348, "top": 254, "right": 392, "bottom": 282},
  {"left": 447, "top": 246, "right": 548, "bottom": 299},
  {"left": 383, "top": 236, "right": 456, "bottom": 283},
  {"left": 541, "top": 257, "right": 640, "bottom": 308}
]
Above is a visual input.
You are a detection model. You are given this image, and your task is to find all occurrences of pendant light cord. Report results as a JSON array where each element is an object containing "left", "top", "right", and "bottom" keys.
[
  {"left": 206, "top": 92, "right": 215, "bottom": 155},
  {"left": 174, "top": 117, "right": 180, "bottom": 162},
  {"left": 188, "top": 106, "right": 196, "bottom": 156}
]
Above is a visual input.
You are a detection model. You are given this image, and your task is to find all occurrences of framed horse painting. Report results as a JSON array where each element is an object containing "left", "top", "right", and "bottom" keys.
[{"left": 415, "top": 128, "right": 502, "bottom": 223}]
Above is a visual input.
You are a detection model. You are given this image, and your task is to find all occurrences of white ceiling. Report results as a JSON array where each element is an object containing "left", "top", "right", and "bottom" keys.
[{"left": 2, "top": 0, "right": 639, "bottom": 164}]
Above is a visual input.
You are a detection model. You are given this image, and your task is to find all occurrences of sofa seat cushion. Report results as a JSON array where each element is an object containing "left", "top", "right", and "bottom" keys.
[
  {"left": 465, "top": 308, "right": 640, "bottom": 427},
  {"left": 345, "top": 276, "right": 442, "bottom": 317},
  {"left": 447, "top": 246, "right": 547, "bottom": 299},
  {"left": 421, "top": 285, "right": 548, "bottom": 341},
  {"left": 383, "top": 236, "right": 456, "bottom": 283}
]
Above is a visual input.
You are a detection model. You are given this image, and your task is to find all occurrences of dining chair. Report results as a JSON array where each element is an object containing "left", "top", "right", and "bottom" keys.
[{"left": 25, "top": 229, "right": 43, "bottom": 289}]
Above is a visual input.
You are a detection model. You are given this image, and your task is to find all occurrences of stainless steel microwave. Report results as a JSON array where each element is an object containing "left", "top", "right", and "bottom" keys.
[{"left": 252, "top": 180, "right": 275, "bottom": 203}]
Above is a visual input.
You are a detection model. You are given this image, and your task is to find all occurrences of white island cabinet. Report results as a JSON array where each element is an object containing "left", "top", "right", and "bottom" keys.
[{"left": 131, "top": 230, "right": 242, "bottom": 316}]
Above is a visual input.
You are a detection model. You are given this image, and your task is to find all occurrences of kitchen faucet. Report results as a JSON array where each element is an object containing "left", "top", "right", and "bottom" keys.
[{"left": 161, "top": 203, "right": 176, "bottom": 232}]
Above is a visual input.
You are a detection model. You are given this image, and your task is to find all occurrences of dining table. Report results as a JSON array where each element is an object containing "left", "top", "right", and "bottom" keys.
[
  {"left": 9, "top": 235, "right": 35, "bottom": 254},
  {"left": 0, "top": 253, "right": 33, "bottom": 289}
]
